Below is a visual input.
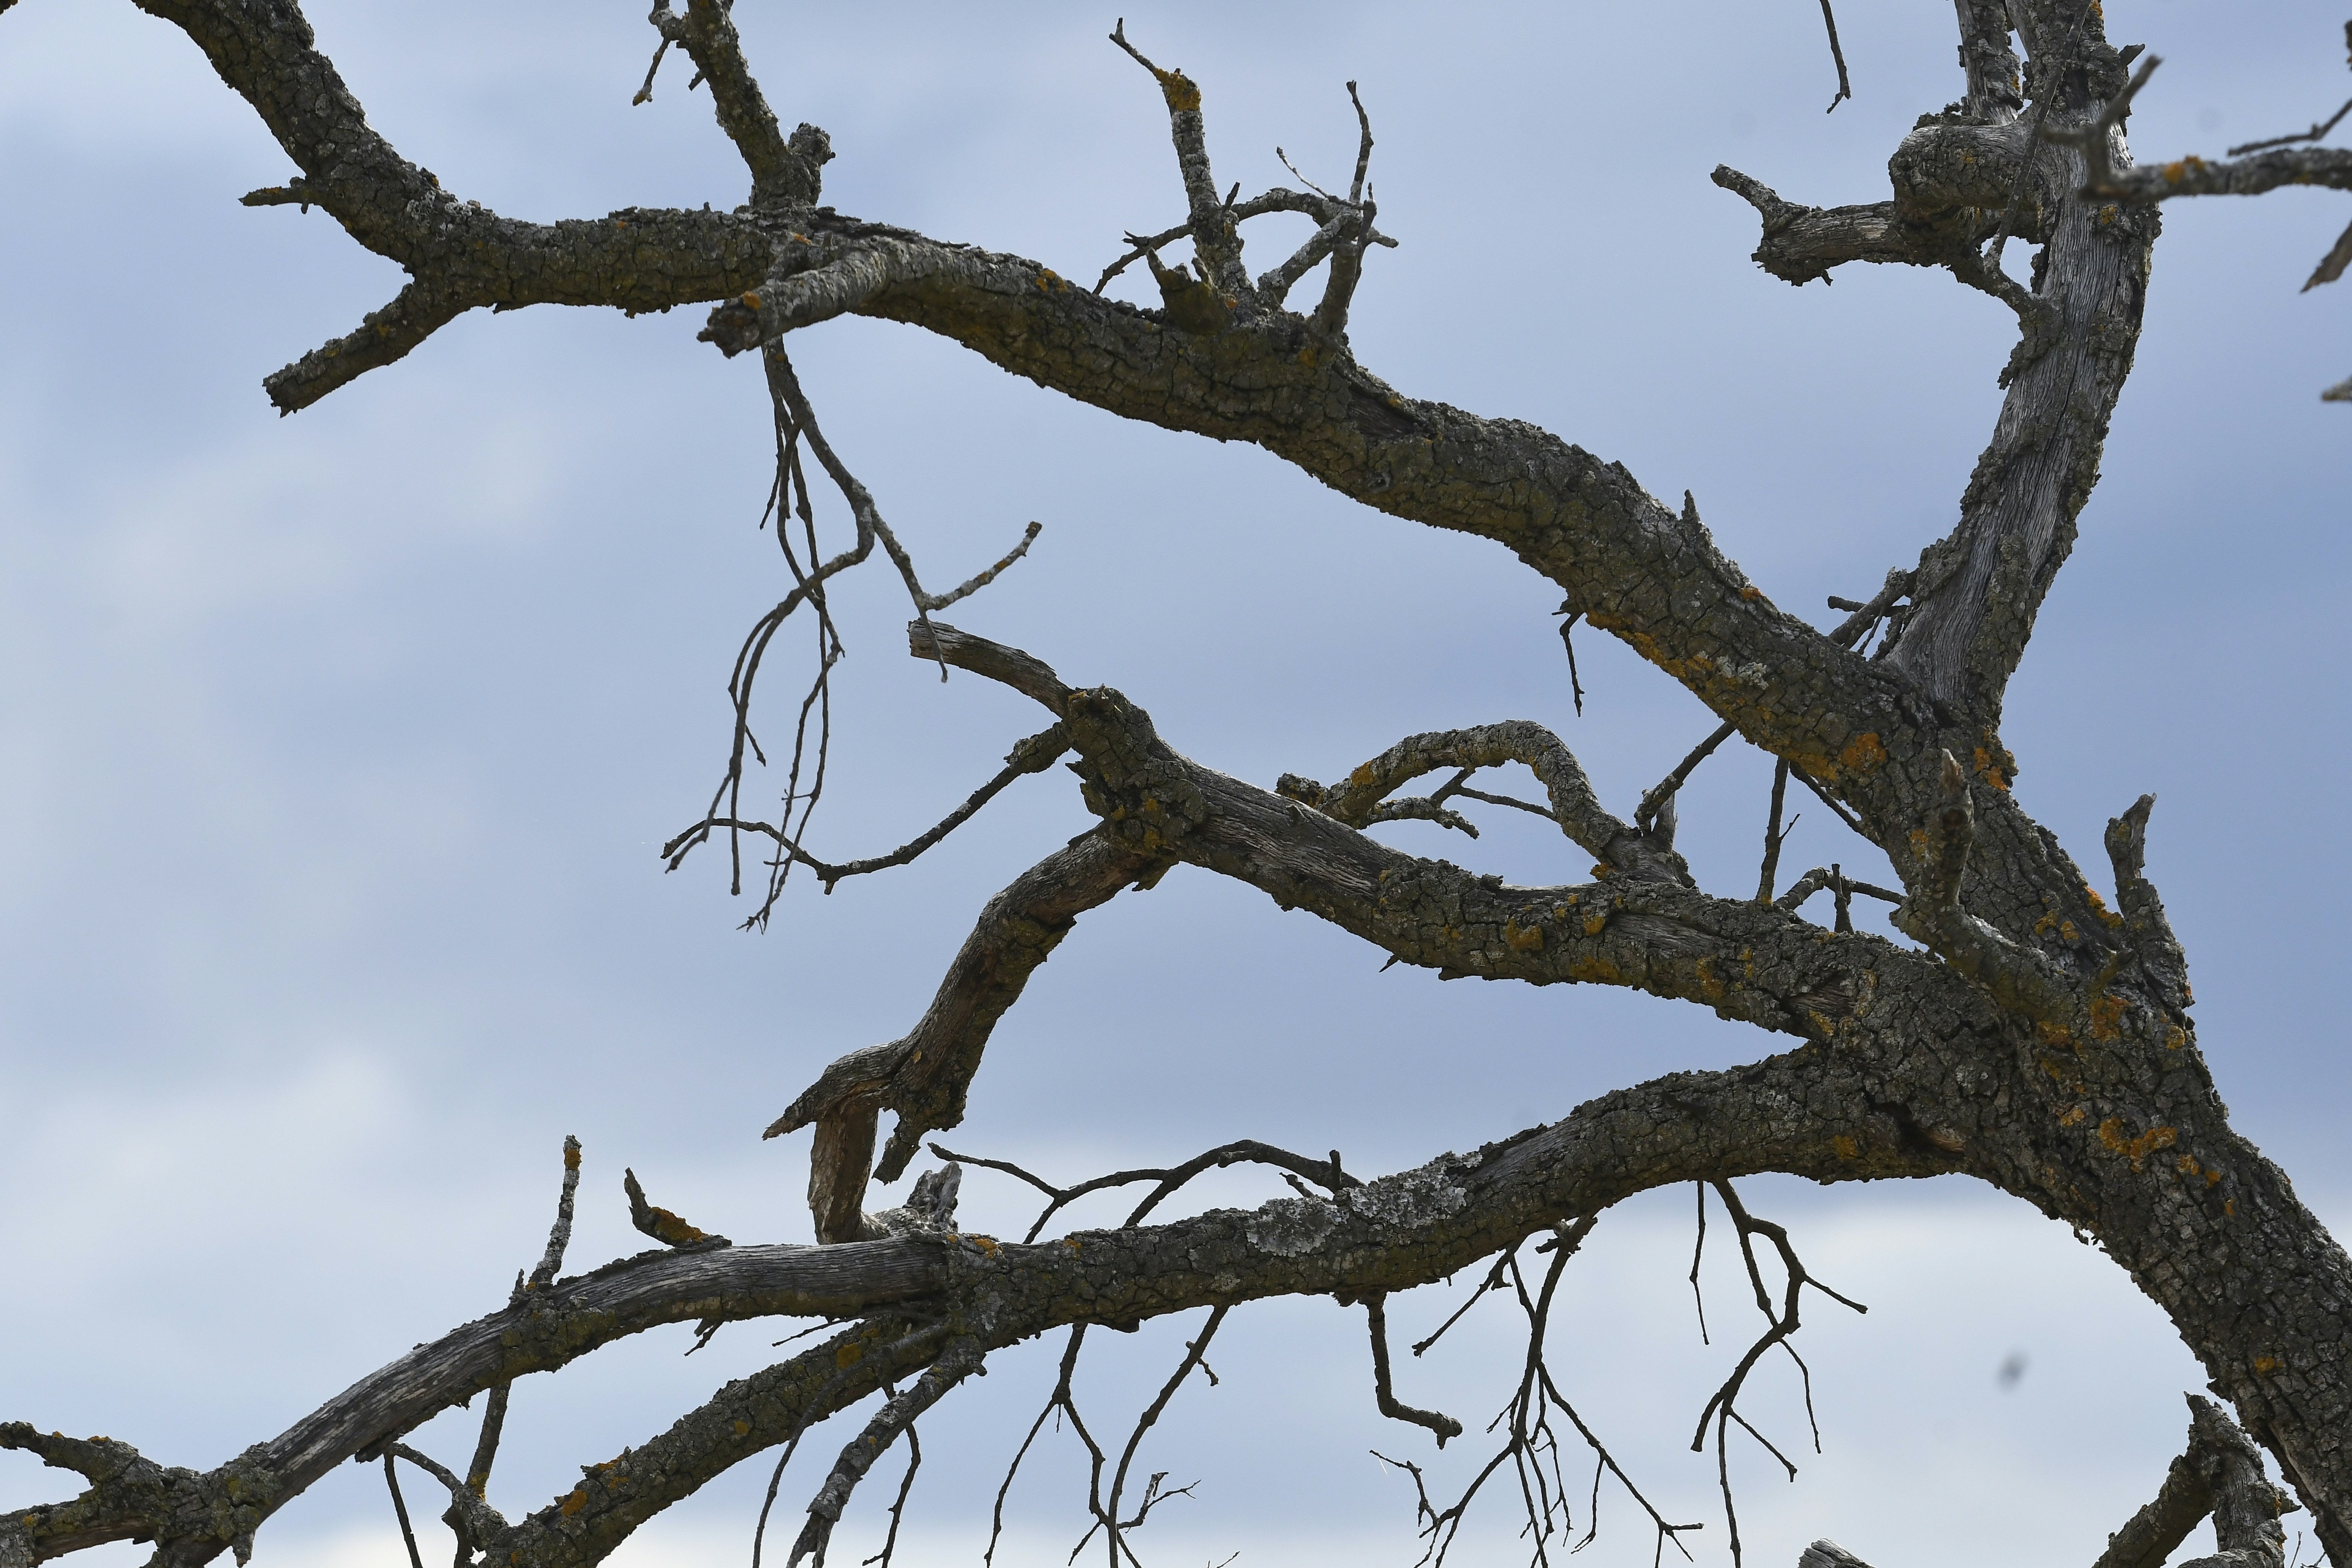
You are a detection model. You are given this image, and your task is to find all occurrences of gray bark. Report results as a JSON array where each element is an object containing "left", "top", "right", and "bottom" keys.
[{"left": 8, "top": 2, "right": 2352, "bottom": 1566}]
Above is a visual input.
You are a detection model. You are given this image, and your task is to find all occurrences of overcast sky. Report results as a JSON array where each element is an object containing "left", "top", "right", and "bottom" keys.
[{"left": 4, "top": 3, "right": 2351, "bottom": 1567}]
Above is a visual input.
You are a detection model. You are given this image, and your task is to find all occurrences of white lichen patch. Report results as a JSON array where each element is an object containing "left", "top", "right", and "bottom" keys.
[
  {"left": 1341, "top": 1157, "right": 1469, "bottom": 1232},
  {"left": 1245, "top": 1196, "right": 1339, "bottom": 1256}
]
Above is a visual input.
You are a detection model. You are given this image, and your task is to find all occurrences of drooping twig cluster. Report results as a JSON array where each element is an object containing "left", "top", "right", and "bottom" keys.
[
  {"left": 658, "top": 344, "right": 1043, "bottom": 928},
  {"left": 1686, "top": 1183, "right": 1868, "bottom": 1568},
  {"left": 1375, "top": 1220, "right": 1704, "bottom": 1568}
]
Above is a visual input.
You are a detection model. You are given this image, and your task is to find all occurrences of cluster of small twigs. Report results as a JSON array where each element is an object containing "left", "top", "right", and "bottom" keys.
[
  {"left": 934, "top": 1137, "right": 1360, "bottom": 1244},
  {"left": 1686, "top": 1182, "right": 1868, "bottom": 1568},
  {"left": 929, "top": 1137, "right": 1369, "bottom": 1567},
  {"left": 1375, "top": 1220, "right": 1703, "bottom": 1568},
  {"left": 658, "top": 345, "right": 1043, "bottom": 929}
]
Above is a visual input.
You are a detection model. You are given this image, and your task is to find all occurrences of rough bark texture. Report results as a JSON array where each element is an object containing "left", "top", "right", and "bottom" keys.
[{"left": 9, "top": 3, "right": 2352, "bottom": 1567}]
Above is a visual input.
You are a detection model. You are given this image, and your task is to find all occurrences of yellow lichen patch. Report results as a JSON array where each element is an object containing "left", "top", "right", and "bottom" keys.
[
  {"left": 969, "top": 1234, "right": 1001, "bottom": 1257},
  {"left": 1740, "top": 585, "right": 1762, "bottom": 602},
  {"left": 2098, "top": 1117, "right": 2178, "bottom": 1170},
  {"left": 2165, "top": 1026, "right": 2188, "bottom": 1051},
  {"left": 1504, "top": 920, "right": 1544, "bottom": 954},
  {"left": 2161, "top": 155, "right": 2208, "bottom": 185},
  {"left": 1566, "top": 955, "right": 1628, "bottom": 985},
  {"left": 836, "top": 1340, "right": 865, "bottom": 1370},
  {"left": 564, "top": 1143, "right": 582, "bottom": 1170},
  {"left": 1156, "top": 69, "right": 1202, "bottom": 112},
  {"left": 2036, "top": 1019, "right": 2073, "bottom": 1047},
  {"left": 740, "top": 291, "right": 761, "bottom": 311},
  {"left": 1971, "top": 747, "right": 2009, "bottom": 790},
  {"left": 2034, "top": 912, "right": 2059, "bottom": 937},
  {"left": 2058, "top": 1105, "right": 2087, "bottom": 1126},
  {"left": 1350, "top": 763, "right": 1375, "bottom": 789},
  {"left": 1297, "top": 343, "right": 1321, "bottom": 368},
  {"left": 2208, "top": 1169, "right": 2224, "bottom": 1187},
  {"left": 1832, "top": 1133, "right": 1860, "bottom": 1160},
  {"left": 1582, "top": 912, "right": 1608, "bottom": 937},
  {"left": 1909, "top": 827, "right": 1931, "bottom": 861},
  {"left": 733, "top": 1420, "right": 752, "bottom": 1437},
  {"left": 1695, "top": 957, "right": 1726, "bottom": 1002},
  {"left": 560, "top": 1490, "right": 588, "bottom": 1518},
  {"left": 2059, "top": 920, "right": 2082, "bottom": 944},
  {"left": 2254, "top": 1355, "right": 2281, "bottom": 1376},
  {"left": 2088, "top": 988, "right": 2126, "bottom": 1040},
  {"left": 1064, "top": 1236, "right": 1082, "bottom": 1252},
  {"left": 2176, "top": 1154, "right": 2202, "bottom": 1178},
  {"left": 1034, "top": 269, "right": 1062, "bottom": 291},
  {"left": 1839, "top": 732, "right": 1887, "bottom": 774}
]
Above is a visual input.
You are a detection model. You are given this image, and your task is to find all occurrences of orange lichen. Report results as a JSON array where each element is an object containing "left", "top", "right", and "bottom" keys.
[
  {"left": 1504, "top": 920, "right": 1544, "bottom": 954},
  {"left": 2098, "top": 1117, "right": 2178, "bottom": 1170},
  {"left": 560, "top": 1491, "right": 587, "bottom": 1518},
  {"left": 1582, "top": 912, "right": 1608, "bottom": 937},
  {"left": 2058, "top": 1104, "right": 2087, "bottom": 1126},
  {"left": 563, "top": 1144, "right": 582, "bottom": 1170},
  {"left": 733, "top": 1420, "right": 752, "bottom": 1437},
  {"left": 2088, "top": 988, "right": 2126, "bottom": 1040},
  {"left": 739, "top": 291, "right": 761, "bottom": 311},
  {"left": 1839, "top": 732, "right": 1887, "bottom": 774},
  {"left": 968, "top": 1234, "right": 1001, "bottom": 1256},
  {"left": 1832, "top": 1134, "right": 1861, "bottom": 1160},
  {"left": 836, "top": 1340, "right": 865, "bottom": 1370},
  {"left": 1740, "top": 585, "right": 1762, "bottom": 602},
  {"left": 1350, "top": 762, "right": 1376, "bottom": 789},
  {"left": 2254, "top": 1355, "right": 2280, "bottom": 1375},
  {"left": 1971, "top": 746, "right": 2009, "bottom": 790}
]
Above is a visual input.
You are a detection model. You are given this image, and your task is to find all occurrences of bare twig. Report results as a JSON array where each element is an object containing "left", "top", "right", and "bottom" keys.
[
  {"left": 663, "top": 724, "right": 1068, "bottom": 891},
  {"left": 860, "top": 1422, "right": 920, "bottom": 1568},
  {"left": 1556, "top": 610, "right": 1586, "bottom": 716},
  {"left": 1096, "top": 1307, "right": 1229, "bottom": 1563},
  {"left": 385, "top": 1453, "right": 426, "bottom": 1568},
  {"left": 1817, "top": 0, "right": 1853, "bottom": 113},
  {"left": 1411, "top": 1250, "right": 1515, "bottom": 1358},
  {"left": 936, "top": 1138, "right": 1358, "bottom": 1245},
  {"left": 460, "top": 1135, "right": 583, "bottom": 1525},
  {"left": 1368, "top": 1295, "right": 1463, "bottom": 1447},
  {"left": 1637, "top": 720, "right": 1736, "bottom": 834},
  {"left": 1755, "top": 762, "right": 1793, "bottom": 907}
]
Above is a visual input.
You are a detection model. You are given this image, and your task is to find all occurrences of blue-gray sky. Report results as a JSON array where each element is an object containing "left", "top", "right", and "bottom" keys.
[{"left": 3, "top": 3, "right": 2349, "bottom": 1566}]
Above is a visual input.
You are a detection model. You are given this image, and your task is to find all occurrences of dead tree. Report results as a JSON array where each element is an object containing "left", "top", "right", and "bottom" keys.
[{"left": 5, "top": 3, "right": 2352, "bottom": 1567}]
